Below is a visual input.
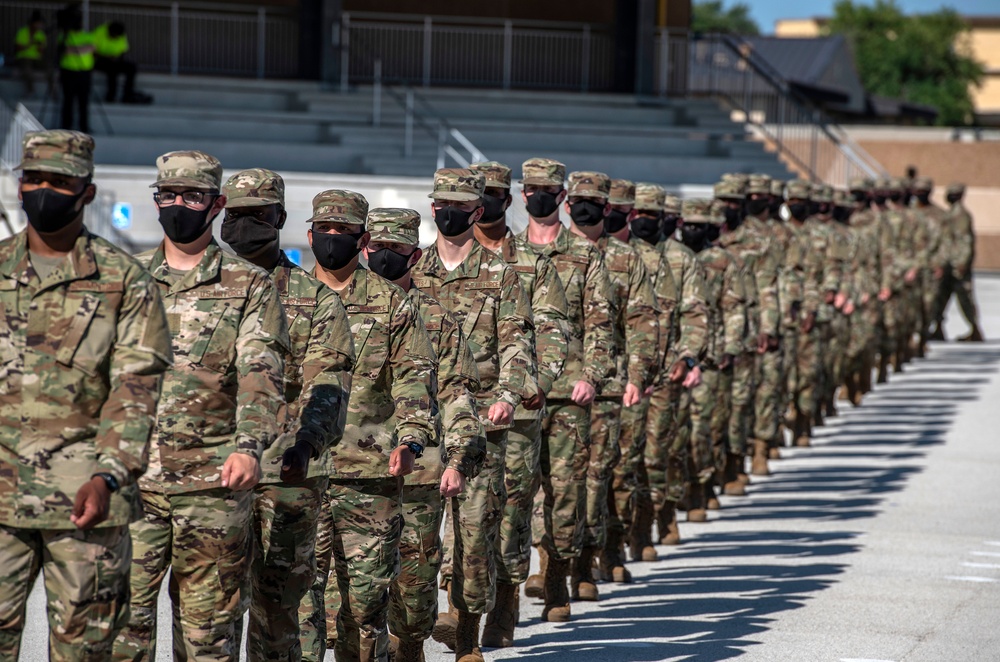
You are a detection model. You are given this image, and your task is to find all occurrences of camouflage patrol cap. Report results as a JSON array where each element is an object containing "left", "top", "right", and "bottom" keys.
[
  {"left": 151, "top": 150, "right": 223, "bottom": 191},
  {"left": 429, "top": 168, "right": 485, "bottom": 202},
  {"left": 873, "top": 177, "right": 892, "bottom": 191},
  {"left": 885, "top": 177, "right": 905, "bottom": 193},
  {"left": 308, "top": 189, "right": 368, "bottom": 226},
  {"left": 913, "top": 176, "right": 933, "bottom": 192},
  {"left": 833, "top": 189, "right": 852, "bottom": 208},
  {"left": 663, "top": 194, "right": 682, "bottom": 214},
  {"left": 722, "top": 172, "right": 749, "bottom": 186},
  {"left": 848, "top": 176, "right": 873, "bottom": 192},
  {"left": 713, "top": 178, "right": 746, "bottom": 201},
  {"left": 785, "top": 179, "right": 812, "bottom": 200},
  {"left": 223, "top": 168, "right": 285, "bottom": 208},
  {"left": 946, "top": 182, "right": 966, "bottom": 196},
  {"left": 368, "top": 208, "right": 420, "bottom": 246},
  {"left": 770, "top": 179, "right": 786, "bottom": 197},
  {"left": 681, "top": 198, "right": 721, "bottom": 224},
  {"left": 16, "top": 130, "right": 94, "bottom": 178},
  {"left": 567, "top": 171, "right": 611, "bottom": 200},
  {"left": 746, "top": 173, "right": 772, "bottom": 195},
  {"left": 634, "top": 183, "right": 666, "bottom": 212},
  {"left": 812, "top": 184, "right": 833, "bottom": 203},
  {"left": 470, "top": 161, "right": 512, "bottom": 189},
  {"left": 609, "top": 179, "right": 636, "bottom": 205},
  {"left": 521, "top": 157, "right": 566, "bottom": 186}
]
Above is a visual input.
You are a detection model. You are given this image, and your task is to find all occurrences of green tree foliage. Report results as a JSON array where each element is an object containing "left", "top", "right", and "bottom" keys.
[
  {"left": 829, "top": 0, "right": 984, "bottom": 125},
  {"left": 692, "top": 1, "right": 760, "bottom": 36}
]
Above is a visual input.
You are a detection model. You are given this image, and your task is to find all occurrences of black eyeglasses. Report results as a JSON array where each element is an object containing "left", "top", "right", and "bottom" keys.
[{"left": 154, "top": 190, "right": 216, "bottom": 207}]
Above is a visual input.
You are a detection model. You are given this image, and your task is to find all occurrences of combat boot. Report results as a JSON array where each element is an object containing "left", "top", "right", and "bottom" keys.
[
  {"left": 629, "top": 498, "right": 657, "bottom": 562},
  {"left": 570, "top": 546, "right": 599, "bottom": 601},
  {"left": 860, "top": 354, "right": 874, "bottom": 394},
  {"left": 876, "top": 353, "right": 889, "bottom": 384},
  {"left": 541, "top": 556, "right": 571, "bottom": 622},
  {"left": 929, "top": 325, "right": 945, "bottom": 341},
  {"left": 687, "top": 481, "right": 708, "bottom": 522},
  {"left": 394, "top": 636, "right": 425, "bottom": 662},
  {"left": 722, "top": 453, "right": 747, "bottom": 496},
  {"left": 959, "top": 326, "right": 984, "bottom": 342},
  {"left": 750, "top": 438, "right": 770, "bottom": 476},
  {"left": 659, "top": 502, "right": 681, "bottom": 545},
  {"left": 794, "top": 409, "right": 811, "bottom": 447},
  {"left": 768, "top": 443, "right": 782, "bottom": 460},
  {"left": 524, "top": 546, "right": 546, "bottom": 599},
  {"left": 432, "top": 581, "right": 459, "bottom": 651},
  {"left": 705, "top": 482, "right": 721, "bottom": 511},
  {"left": 599, "top": 530, "right": 631, "bottom": 583},
  {"left": 455, "top": 611, "right": 484, "bottom": 662},
  {"left": 481, "top": 581, "right": 517, "bottom": 649},
  {"left": 825, "top": 397, "right": 837, "bottom": 419}
]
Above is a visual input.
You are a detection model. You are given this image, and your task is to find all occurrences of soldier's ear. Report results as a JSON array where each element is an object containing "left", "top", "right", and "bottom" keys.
[
  {"left": 603, "top": 202, "right": 611, "bottom": 216},
  {"left": 556, "top": 189, "right": 567, "bottom": 204},
  {"left": 358, "top": 231, "right": 371, "bottom": 250},
  {"left": 409, "top": 248, "right": 423, "bottom": 267},
  {"left": 628, "top": 208, "right": 639, "bottom": 222},
  {"left": 503, "top": 193, "right": 513, "bottom": 211},
  {"left": 81, "top": 182, "right": 97, "bottom": 206},
  {"left": 276, "top": 209, "right": 287, "bottom": 231}
]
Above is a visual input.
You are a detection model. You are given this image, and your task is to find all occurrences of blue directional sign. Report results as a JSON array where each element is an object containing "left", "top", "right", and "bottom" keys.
[
  {"left": 285, "top": 248, "right": 302, "bottom": 266},
  {"left": 112, "top": 203, "right": 132, "bottom": 230}
]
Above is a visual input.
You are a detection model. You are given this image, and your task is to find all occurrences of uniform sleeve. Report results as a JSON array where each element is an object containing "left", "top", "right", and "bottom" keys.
[
  {"left": 496, "top": 267, "right": 538, "bottom": 408},
  {"left": 623, "top": 254, "right": 660, "bottom": 390},
  {"left": 532, "top": 255, "right": 571, "bottom": 394},
  {"left": 233, "top": 273, "right": 289, "bottom": 460},
  {"left": 651, "top": 255, "right": 677, "bottom": 368},
  {"left": 756, "top": 239, "right": 782, "bottom": 338},
  {"left": 438, "top": 322, "right": 486, "bottom": 478},
  {"left": 675, "top": 250, "right": 710, "bottom": 362},
  {"left": 877, "top": 217, "right": 897, "bottom": 292},
  {"left": 722, "top": 261, "right": 748, "bottom": 357},
  {"left": 388, "top": 294, "right": 438, "bottom": 449},
  {"left": 911, "top": 211, "right": 931, "bottom": 273},
  {"left": 581, "top": 254, "right": 616, "bottom": 387},
  {"left": 295, "top": 290, "right": 356, "bottom": 458},
  {"left": 95, "top": 268, "right": 173, "bottom": 486},
  {"left": 951, "top": 208, "right": 974, "bottom": 268}
]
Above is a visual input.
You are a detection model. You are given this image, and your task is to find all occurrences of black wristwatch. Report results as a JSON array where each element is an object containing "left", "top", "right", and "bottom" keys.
[
  {"left": 400, "top": 441, "right": 424, "bottom": 459},
  {"left": 683, "top": 357, "right": 697, "bottom": 370},
  {"left": 92, "top": 472, "right": 120, "bottom": 493}
]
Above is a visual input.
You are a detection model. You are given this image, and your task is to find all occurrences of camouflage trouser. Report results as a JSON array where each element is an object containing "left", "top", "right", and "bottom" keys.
[
  {"left": 712, "top": 366, "right": 735, "bottom": 455},
  {"left": 114, "top": 488, "right": 252, "bottom": 662},
  {"left": 781, "top": 325, "right": 800, "bottom": 427},
  {"left": 923, "top": 272, "right": 944, "bottom": 332},
  {"left": 240, "top": 477, "right": 327, "bottom": 662},
  {"left": 880, "top": 294, "right": 903, "bottom": 358},
  {"left": 303, "top": 477, "right": 402, "bottom": 662},
  {"left": 583, "top": 399, "right": 623, "bottom": 550},
  {"left": 754, "top": 347, "right": 784, "bottom": 445},
  {"left": 442, "top": 430, "right": 506, "bottom": 614},
  {"left": 823, "top": 314, "right": 850, "bottom": 405},
  {"left": 0, "top": 524, "right": 130, "bottom": 661},
  {"left": 608, "top": 398, "right": 650, "bottom": 544},
  {"left": 643, "top": 379, "right": 687, "bottom": 508},
  {"left": 730, "top": 354, "right": 755, "bottom": 450},
  {"left": 689, "top": 366, "right": 719, "bottom": 479},
  {"left": 794, "top": 326, "right": 824, "bottom": 415},
  {"left": 531, "top": 401, "right": 591, "bottom": 561},
  {"left": 388, "top": 484, "right": 443, "bottom": 643},
  {"left": 937, "top": 268, "right": 979, "bottom": 328},
  {"left": 499, "top": 414, "right": 541, "bottom": 585}
]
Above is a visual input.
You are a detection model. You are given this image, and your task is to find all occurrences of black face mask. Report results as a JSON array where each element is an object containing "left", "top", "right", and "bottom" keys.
[
  {"left": 888, "top": 192, "right": 903, "bottom": 203},
  {"left": 833, "top": 207, "right": 852, "bottom": 224},
  {"left": 631, "top": 213, "right": 662, "bottom": 242},
  {"left": 946, "top": 194, "right": 961, "bottom": 205},
  {"left": 662, "top": 213, "right": 680, "bottom": 239},
  {"left": 916, "top": 193, "right": 931, "bottom": 205},
  {"left": 479, "top": 193, "right": 508, "bottom": 225},
  {"left": 769, "top": 200, "right": 783, "bottom": 217},
  {"left": 525, "top": 190, "right": 561, "bottom": 218},
  {"left": 569, "top": 199, "right": 605, "bottom": 226},
  {"left": 21, "top": 187, "right": 86, "bottom": 233},
  {"left": 680, "top": 224, "right": 709, "bottom": 252},
  {"left": 367, "top": 247, "right": 412, "bottom": 281},
  {"left": 723, "top": 205, "right": 742, "bottom": 231},
  {"left": 434, "top": 206, "right": 476, "bottom": 237},
  {"left": 873, "top": 194, "right": 888, "bottom": 206},
  {"left": 852, "top": 191, "right": 868, "bottom": 204},
  {"left": 221, "top": 215, "right": 279, "bottom": 257},
  {"left": 706, "top": 223, "right": 721, "bottom": 243},
  {"left": 312, "top": 231, "right": 363, "bottom": 271},
  {"left": 788, "top": 202, "right": 810, "bottom": 221},
  {"left": 604, "top": 209, "right": 629, "bottom": 233},
  {"left": 159, "top": 204, "right": 215, "bottom": 244},
  {"left": 815, "top": 202, "right": 832, "bottom": 216},
  {"left": 746, "top": 197, "right": 769, "bottom": 216}
]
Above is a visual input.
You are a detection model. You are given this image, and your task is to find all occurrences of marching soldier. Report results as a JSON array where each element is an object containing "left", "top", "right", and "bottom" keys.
[{"left": 936, "top": 183, "right": 983, "bottom": 342}]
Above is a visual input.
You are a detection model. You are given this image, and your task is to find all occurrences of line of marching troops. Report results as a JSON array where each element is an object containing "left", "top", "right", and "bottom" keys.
[{"left": 0, "top": 129, "right": 983, "bottom": 662}]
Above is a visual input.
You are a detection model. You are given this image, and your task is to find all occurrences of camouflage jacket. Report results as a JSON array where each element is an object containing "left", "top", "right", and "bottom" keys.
[
  {"left": 629, "top": 236, "right": 679, "bottom": 366},
  {"left": 495, "top": 230, "right": 570, "bottom": 419},
  {"left": 827, "top": 221, "right": 859, "bottom": 305},
  {"left": 878, "top": 206, "right": 916, "bottom": 292},
  {"left": 849, "top": 208, "right": 885, "bottom": 301},
  {"left": 413, "top": 241, "right": 537, "bottom": 427},
  {"left": 696, "top": 245, "right": 748, "bottom": 366},
  {"left": 767, "top": 219, "right": 809, "bottom": 330},
  {"left": 519, "top": 225, "right": 613, "bottom": 398},
  {"left": 913, "top": 204, "right": 950, "bottom": 272},
  {"left": 802, "top": 217, "right": 845, "bottom": 321},
  {"left": 138, "top": 240, "right": 288, "bottom": 494},
  {"left": 719, "top": 218, "right": 782, "bottom": 337},
  {"left": 596, "top": 234, "right": 660, "bottom": 394},
  {"left": 262, "top": 253, "right": 355, "bottom": 484},
  {"left": 408, "top": 286, "right": 485, "bottom": 484},
  {"left": 0, "top": 230, "right": 172, "bottom": 529},
  {"left": 323, "top": 267, "right": 437, "bottom": 479},
  {"left": 659, "top": 238, "right": 710, "bottom": 365},
  {"left": 947, "top": 203, "right": 975, "bottom": 269}
]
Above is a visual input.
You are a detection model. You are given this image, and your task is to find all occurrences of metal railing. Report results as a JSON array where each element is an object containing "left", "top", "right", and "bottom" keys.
[
  {"left": 0, "top": 1, "right": 298, "bottom": 79},
  {"left": 341, "top": 12, "right": 615, "bottom": 92},
  {"left": 658, "top": 31, "right": 888, "bottom": 187}
]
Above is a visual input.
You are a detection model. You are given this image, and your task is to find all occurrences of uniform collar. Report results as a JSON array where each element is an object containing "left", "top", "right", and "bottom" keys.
[
  {"left": 0, "top": 229, "right": 98, "bottom": 288},
  {"left": 147, "top": 238, "right": 224, "bottom": 294},
  {"left": 423, "top": 241, "right": 485, "bottom": 283}
]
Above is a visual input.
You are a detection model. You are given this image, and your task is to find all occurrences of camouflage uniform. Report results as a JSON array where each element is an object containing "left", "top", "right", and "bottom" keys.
[
  {"left": 221, "top": 170, "right": 356, "bottom": 662},
  {"left": 878, "top": 178, "right": 919, "bottom": 373},
  {"left": 298, "top": 192, "right": 438, "bottom": 662},
  {"left": 937, "top": 183, "right": 981, "bottom": 334},
  {"left": 111, "top": 152, "right": 288, "bottom": 662},
  {"left": 366, "top": 209, "right": 486, "bottom": 649},
  {"left": 911, "top": 177, "right": 950, "bottom": 347},
  {"left": 844, "top": 179, "right": 884, "bottom": 399},
  {"left": 0, "top": 131, "right": 172, "bottom": 662}
]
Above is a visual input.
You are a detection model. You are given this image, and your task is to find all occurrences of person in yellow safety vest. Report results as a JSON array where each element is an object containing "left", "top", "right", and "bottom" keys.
[
  {"left": 57, "top": 6, "right": 94, "bottom": 133},
  {"left": 14, "top": 11, "right": 47, "bottom": 97},
  {"left": 93, "top": 21, "right": 141, "bottom": 103}
]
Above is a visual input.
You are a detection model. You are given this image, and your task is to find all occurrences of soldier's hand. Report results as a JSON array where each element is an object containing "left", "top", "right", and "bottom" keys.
[
  {"left": 905, "top": 268, "right": 918, "bottom": 283},
  {"left": 767, "top": 335, "right": 781, "bottom": 352},
  {"left": 667, "top": 360, "right": 688, "bottom": 384},
  {"left": 933, "top": 267, "right": 944, "bottom": 279},
  {"left": 488, "top": 401, "right": 515, "bottom": 425},
  {"left": 824, "top": 290, "right": 836, "bottom": 305},
  {"left": 222, "top": 453, "right": 261, "bottom": 491},
  {"left": 834, "top": 292, "right": 848, "bottom": 310},
  {"left": 682, "top": 365, "right": 702, "bottom": 389},
  {"left": 844, "top": 300, "right": 856, "bottom": 316},
  {"left": 955, "top": 267, "right": 967, "bottom": 279},
  {"left": 623, "top": 383, "right": 642, "bottom": 407},
  {"left": 570, "top": 381, "right": 597, "bottom": 406},
  {"left": 71, "top": 477, "right": 111, "bottom": 530},
  {"left": 800, "top": 312, "right": 816, "bottom": 334},
  {"left": 878, "top": 288, "right": 892, "bottom": 302},
  {"left": 523, "top": 388, "right": 546, "bottom": 411},
  {"left": 719, "top": 353, "right": 734, "bottom": 371},
  {"left": 389, "top": 445, "right": 416, "bottom": 477},
  {"left": 439, "top": 468, "right": 466, "bottom": 498},
  {"left": 281, "top": 440, "right": 313, "bottom": 485},
  {"left": 861, "top": 292, "right": 870, "bottom": 305},
  {"left": 756, "top": 333, "right": 769, "bottom": 354},
  {"left": 643, "top": 385, "right": 655, "bottom": 397}
]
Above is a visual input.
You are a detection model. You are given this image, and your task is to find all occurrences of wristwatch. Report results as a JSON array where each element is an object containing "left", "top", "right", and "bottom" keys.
[
  {"left": 92, "top": 472, "right": 120, "bottom": 493},
  {"left": 400, "top": 441, "right": 424, "bottom": 459},
  {"left": 683, "top": 357, "right": 697, "bottom": 370}
]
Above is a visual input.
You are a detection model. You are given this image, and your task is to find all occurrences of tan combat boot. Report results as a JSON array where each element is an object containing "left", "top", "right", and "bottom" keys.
[
  {"left": 768, "top": 442, "right": 782, "bottom": 460},
  {"left": 659, "top": 502, "right": 681, "bottom": 545},
  {"left": 431, "top": 581, "right": 458, "bottom": 651},
  {"left": 630, "top": 498, "right": 658, "bottom": 561},
  {"left": 722, "top": 452, "right": 747, "bottom": 496},
  {"left": 687, "top": 481, "right": 708, "bottom": 522},
  {"left": 705, "top": 482, "right": 721, "bottom": 511},
  {"left": 394, "top": 636, "right": 425, "bottom": 662},
  {"left": 793, "top": 409, "right": 811, "bottom": 447},
  {"left": 959, "top": 325, "right": 984, "bottom": 342},
  {"left": 541, "top": 556, "right": 571, "bottom": 622},
  {"left": 750, "top": 438, "right": 770, "bottom": 476},
  {"left": 860, "top": 353, "right": 874, "bottom": 395},
  {"left": 481, "top": 581, "right": 516, "bottom": 648},
  {"left": 524, "top": 546, "right": 546, "bottom": 599},
  {"left": 455, "top": 611, "right": 484, "bottom": 662},
  {"left": 876, "top": 353, "right": 889, "bottom": 384},
  {"left": 570, "top": 546, "right": 599, "bottom": 601},
  {"left": 598, "top": 531, "right": 632, "bottom": 583}
]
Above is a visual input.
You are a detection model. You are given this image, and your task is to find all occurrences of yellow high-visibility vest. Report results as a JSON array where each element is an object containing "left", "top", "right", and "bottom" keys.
[
  {"left": 15, "top": 26, "right": 47, "bottom": 61},
  {"left": 59, "top": 30, "right": 95, "bottom": 71},
  {"left": 93, "top": 23, "right": 129, "bottom": 58}
]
